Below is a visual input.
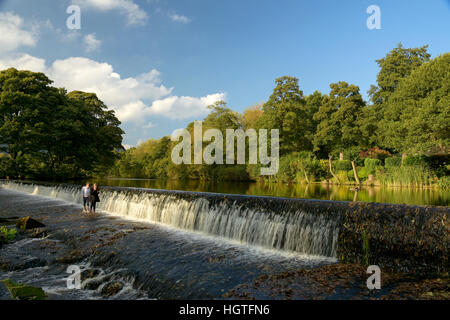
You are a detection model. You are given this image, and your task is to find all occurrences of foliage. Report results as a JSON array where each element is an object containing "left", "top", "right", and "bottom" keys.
[
  {"left": 381, "top": 53, "right": 450, "bottom": 154},
  {"left": 364, "top": 158, "right": 382, "bottom": 174},
  {"left": 376, "top": 166, "right": 434, "bottom": 187},
  {"left": 334, "top": 160, "right": 352, "bottom": 172},
  {"left": 2, "top": 44, "right": 448, "bottom": 188},
  {"left": 359, "top": 147, "right": 391, "bottom": 161},
  {"left": 0, "top": 279, "right": 47, "bottom": 300},
  {"left": 313, "top": 82, "right": 365, "bottom": 157},
  {"left": 257, "top": 76, "right": 313, "bottom": 154},
  {"left": 385, "top": 157, "right": 402, "bottom": 168},
  {"left": 0, "top": 226, "right": 17, "bottom": 244},
  {"left": 404, "top": 155, "right": 428, "bottom": 167},
  {"left": 0, "top": 68, "right": 123, "bottom": 180}
]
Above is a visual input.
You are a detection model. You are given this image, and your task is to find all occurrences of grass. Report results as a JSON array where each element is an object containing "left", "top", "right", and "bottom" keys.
[{"left": 375, "top": 165, "right": 435, "bottom": 188}]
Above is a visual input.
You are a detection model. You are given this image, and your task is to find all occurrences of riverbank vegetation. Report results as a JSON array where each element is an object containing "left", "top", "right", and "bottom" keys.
[
  {"left": 0, "top": 44, "right": 448, "bottom": 187},
  {"left": 0, "top": 68, "right": 124, "bottom": 180},
  {"left": 108, "top": 45, "right": 449, "bottom": 188}
]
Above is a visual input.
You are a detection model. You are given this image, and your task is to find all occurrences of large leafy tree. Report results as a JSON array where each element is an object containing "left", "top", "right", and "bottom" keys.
[
  {"left": 382, "top": 53, "right": 450, "bottom": 155},
  {"left": 0, "top": 68, "right": 60, "bottom": 176},
  {"left": 313, "top": 82, "right": 365, "bottom": 158},
  {"left": 368, "top": 44, "right": 431, "bottom": 149},
  {"left": 0, "top": 68, "right": 124, "bottom": 179},
  {"left": 257, "top": 76, "right": 312, "bottom": 154}
]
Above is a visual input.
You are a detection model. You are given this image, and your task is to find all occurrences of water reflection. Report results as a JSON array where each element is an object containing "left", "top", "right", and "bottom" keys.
[{"left": 93, "top": 178, "right": 449, "bottom": 206}]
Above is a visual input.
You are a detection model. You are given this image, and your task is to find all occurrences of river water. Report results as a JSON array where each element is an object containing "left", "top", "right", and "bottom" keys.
[
  {"left": 93, "top": 178, "right": 449, "bottom": 206},
  {"left": 0, "top": 181, "right": 337, "bottom": 300}
]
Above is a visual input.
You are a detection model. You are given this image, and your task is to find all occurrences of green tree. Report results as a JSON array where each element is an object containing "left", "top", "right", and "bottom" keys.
[
  {"left": 257, "top": 76, "right": 312, "bottom": 154},
  {"left": 368, "top": 44, "right": 431, "bottom": 149},
  {"left": 383, "top": 53, "right": 450, "bottom": 155},
  {"left": 313, "top": 82, "right": 365, "bottom": 158}
]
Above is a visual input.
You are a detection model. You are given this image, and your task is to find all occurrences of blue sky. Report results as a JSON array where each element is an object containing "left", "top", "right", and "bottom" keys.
[{"left": 0, "top": 0, "right": 449, "bottom": 148}]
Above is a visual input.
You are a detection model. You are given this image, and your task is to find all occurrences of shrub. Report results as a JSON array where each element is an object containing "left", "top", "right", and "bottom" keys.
[
  {"left": 335, "top": 160, "right": 352, "bottom": 172},
  {"left": 364, "top": 158, "right": 381, "bottom": 174},
  {"left": 385, "top": 157, "right": 402, "bottom": 168},
  {"left": 359, "top": 147, "right": 391, "bottom": 162},
  {"left": 404, "top": 155, "right": 428, "bottom": 167},
  {"left": 0, "top": 226, "right": 17, "bottom": 244},
  {"left": 357, "top": 167, "right": 369, "bottom": 179}
]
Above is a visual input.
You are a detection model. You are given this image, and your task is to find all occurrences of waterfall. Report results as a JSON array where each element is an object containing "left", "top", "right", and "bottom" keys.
[{"left": 0, "top": 181, "right": 343, "bottom": 258}]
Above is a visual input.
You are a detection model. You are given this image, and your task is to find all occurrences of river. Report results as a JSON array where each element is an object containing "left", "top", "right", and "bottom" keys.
[{"left": 92, "top": 178, "right": 449, "bottom": 206}]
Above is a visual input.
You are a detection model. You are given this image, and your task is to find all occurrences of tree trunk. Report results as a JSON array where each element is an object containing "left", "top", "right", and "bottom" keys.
[
  {"left": 328, "top": 155, "right": 340, "bottom": 184},
  {"left": 303, "top": 170, "right": 310, "bottom": 184},
  {"left": 351, "top": 160, "right": 361, "bottom": 185},
  {"left": 339, "top": 152, "right": 344, "bottom": 161}
]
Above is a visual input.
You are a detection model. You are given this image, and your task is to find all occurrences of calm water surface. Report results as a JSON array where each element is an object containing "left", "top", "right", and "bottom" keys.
[{"left": 93, "top": 178, "right": 449, "bottom": 207}]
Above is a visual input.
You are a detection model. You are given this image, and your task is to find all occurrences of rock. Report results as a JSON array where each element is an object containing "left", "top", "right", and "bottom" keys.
[
  {"left": 16, "top": 217, "right": 45, "bottom": 230},
  {"left": 81, "top": 268, "right": 102, "bottom": 280},
  {"left": 101, "top": 281, "right": 123, "bottom": 297},
  {"left": 26, "top": 227, "right": 47, "bottom": 238}
]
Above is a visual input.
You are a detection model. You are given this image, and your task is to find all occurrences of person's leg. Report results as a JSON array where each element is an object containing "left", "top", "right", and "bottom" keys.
[
  {"left": 90, "top": 201, "right": 96, "bottom": 213},
  {"left": 83, "top": 197, "right": 88, "bottom": 211}
]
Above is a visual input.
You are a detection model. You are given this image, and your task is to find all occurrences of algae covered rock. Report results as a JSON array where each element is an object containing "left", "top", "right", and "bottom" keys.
[
  {"left": 0, "top": 278, "right": 47, "bottom": 300},
  {"left": 16, "top": 216, "right": 45, "bottom": 230},
  {"left": 101, "top": 281, "right": 123, "bottom": 297}
]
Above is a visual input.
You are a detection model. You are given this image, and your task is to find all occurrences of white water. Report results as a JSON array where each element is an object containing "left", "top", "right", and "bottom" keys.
[{"left": 0, "top": 181, "right": 341, "bottom": 257}]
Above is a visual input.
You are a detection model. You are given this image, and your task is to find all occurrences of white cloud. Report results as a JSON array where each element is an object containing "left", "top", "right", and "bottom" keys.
[
  {"left": 0, "top": 53, "right": 224, "bottom": 123},
  {"left": 0, "top": 53, "right": 47, "bottom": 73},
  {"left": 0, "top": 12, "right": 38, "bottom": 53},
  {"left": 83, "top": 33, "right": 102, "bottom": 52},
  {"left": 169, "top": 14, "right": 191, "bottom": 24},
  {"left": 148, "top": 93, "right": 226, "bottom": 120},
  {"left": 73, "top": 0, "right": 148, "bottom": 25}
]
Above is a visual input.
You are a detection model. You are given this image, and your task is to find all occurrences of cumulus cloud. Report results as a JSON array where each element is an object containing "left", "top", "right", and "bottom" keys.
[
  {"left": 0, "top": 53, "right": 224, "bottom": 123},
  {"left": 169, "top": 14, "right": 191, "bottom": 24},
  {"left": 0, "top": 53, "right": 47, "bottom": 73},
  {"left": 73, "top": 0, "right": 148, "bottom": 25},
  {"left": 83, "top": 33, "right": 102, "bottom": 52},
  {"left": 0, "top": 12, "right": 38, "bottom": 53},
  {"left": 148, "top": 93, "right": 226, "bottom": 120}
]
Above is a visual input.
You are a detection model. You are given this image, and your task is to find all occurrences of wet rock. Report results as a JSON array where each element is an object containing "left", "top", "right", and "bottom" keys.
[
  {"left": 81, "top": 268, "right": 102, "bottom": 280},
  {"left": 101, "top": 281, "right": 123, "bottom": 297},
  {"left": 16, "top": 217, "right": 45, "bottom": 230},
  {"left": 26, "top": 227, "right": 48, "bottom": 238}
]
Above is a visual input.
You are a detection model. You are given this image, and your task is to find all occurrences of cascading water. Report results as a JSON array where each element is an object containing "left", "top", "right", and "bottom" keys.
[{"left": 0, "top": 181, "right": 343, "bottom": 258}]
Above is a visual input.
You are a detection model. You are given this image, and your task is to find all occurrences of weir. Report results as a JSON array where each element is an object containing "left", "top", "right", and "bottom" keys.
[
  {"left": 0, "top": 180, "right": 344, "bottom": 258},
  {"left": 1, "top": 180, "right": 447, "bottom": 274}
]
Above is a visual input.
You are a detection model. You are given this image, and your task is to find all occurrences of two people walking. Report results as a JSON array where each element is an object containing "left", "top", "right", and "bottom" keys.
[{"left": 81, "top": 182, "right": 100, "bottom": 213}]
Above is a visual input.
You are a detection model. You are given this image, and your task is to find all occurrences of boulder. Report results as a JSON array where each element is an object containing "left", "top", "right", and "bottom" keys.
[{"left": 16, "top": 217, "right": 45, "bottom": 230}]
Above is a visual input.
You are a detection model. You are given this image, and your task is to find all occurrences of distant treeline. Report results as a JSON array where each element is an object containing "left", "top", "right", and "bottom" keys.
[
  {"left": 109, "top": 44, "right": 449, "bottom": 187},
  {"left": 1, "top": 44, "right": 449, "bottom": 187}
]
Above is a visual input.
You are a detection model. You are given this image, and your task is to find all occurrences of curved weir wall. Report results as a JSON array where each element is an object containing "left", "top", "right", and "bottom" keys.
[
  {"left": 0, "top": 181, "right": 344, "bottom": 258},
  {"left": 1, "top": 180, "right": 448, "bottom": 273}
]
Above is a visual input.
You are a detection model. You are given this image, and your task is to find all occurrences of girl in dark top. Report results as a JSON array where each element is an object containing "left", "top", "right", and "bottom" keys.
[{"left": 89, "top": 184, "right": 100, "bottom": 213}]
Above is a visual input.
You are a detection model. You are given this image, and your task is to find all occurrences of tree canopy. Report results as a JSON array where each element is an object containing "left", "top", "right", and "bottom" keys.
[{"left": 0, "top": 68, "right": 124, "bottom": 179}]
